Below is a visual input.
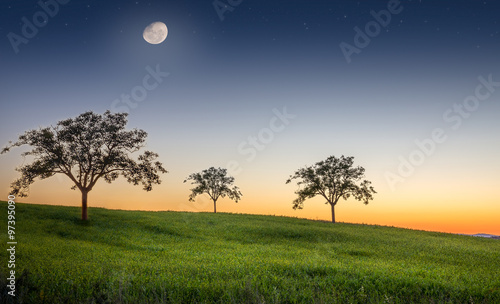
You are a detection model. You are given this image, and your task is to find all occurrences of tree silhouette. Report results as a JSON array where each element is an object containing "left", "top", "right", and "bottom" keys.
[
  {"left": 184, "top": 167, "right": 242, "bottom": 213},
  {"left": 1, "top": 111, "right": 167, "bottom": 221},
  {"left": 286, "top": 155, "right": 376, "bottom": 223}
]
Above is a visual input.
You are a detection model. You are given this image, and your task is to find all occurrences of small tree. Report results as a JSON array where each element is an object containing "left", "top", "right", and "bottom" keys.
[
  {"left": 1, "top": 111, "right": 168, "bottom": 221},
  {"left": 184, "top": 167, "right": 242, "bottom": 213},
  {"left": 286, "top": 155, "right": 376, "bottom": 223}
]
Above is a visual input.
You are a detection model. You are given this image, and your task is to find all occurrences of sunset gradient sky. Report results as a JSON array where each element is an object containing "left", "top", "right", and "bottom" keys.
[{"left": 1, "top": 0, "right": 499, "bottom": 234}]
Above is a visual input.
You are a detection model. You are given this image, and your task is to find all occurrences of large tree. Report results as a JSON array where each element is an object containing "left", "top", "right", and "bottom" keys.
[
  {"left": 1, "top": 111, "right": 167, "bottom": 220},
  {"left": 286, "top": 155, "right": 376, "bottom": 223},
  {"left": 184, "top": 167, "right": 242, "bottom": 213}
]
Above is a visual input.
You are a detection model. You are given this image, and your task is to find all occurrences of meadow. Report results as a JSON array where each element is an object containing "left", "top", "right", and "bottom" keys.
[{"left": 1, "top": 201, "right": 499, "bottom": 303}]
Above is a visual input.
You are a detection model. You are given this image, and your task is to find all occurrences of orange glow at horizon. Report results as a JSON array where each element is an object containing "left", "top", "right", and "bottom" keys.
[{"left": 4, "top": 172, "right": 499, "bottom": 236}]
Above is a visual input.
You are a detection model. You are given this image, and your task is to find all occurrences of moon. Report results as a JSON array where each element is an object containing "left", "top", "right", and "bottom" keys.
[{"left": 143, "top": 22, "right": 168, "bottom": 44}]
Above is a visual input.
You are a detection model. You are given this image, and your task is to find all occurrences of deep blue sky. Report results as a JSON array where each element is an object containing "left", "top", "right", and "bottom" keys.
[
  {"left": 1, "top": 0, "right": 499, "bottom": 233},
  {"left": 1, "top": 0, "right": 499, "bottom": 118}
]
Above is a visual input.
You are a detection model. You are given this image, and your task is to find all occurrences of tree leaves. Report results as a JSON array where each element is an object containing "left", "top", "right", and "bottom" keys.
[
  {"left": 184, "top": 167, "right": 242, "bottom": 209},
  {"left": 286, "top": 155, "right": 376, "bottom": 211},
  {"left": 1, "top": 110, "right": 168, "bottom": 197}
]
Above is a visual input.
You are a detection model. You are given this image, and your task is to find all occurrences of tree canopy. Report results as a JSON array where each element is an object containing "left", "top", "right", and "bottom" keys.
[
  {"left": 1, "top": 110, "right": 167, "bottom": 220},
  {"left": 184, "top": 167, "right": 242, "bottom": 213},
  {"left": 286, "top": 155, "right": 376, "bottom": 223}
]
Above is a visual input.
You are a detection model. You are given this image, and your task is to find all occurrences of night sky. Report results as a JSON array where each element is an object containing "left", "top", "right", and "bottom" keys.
[{"left": 1, "top": 0, "right": 499, "bottom": 234}]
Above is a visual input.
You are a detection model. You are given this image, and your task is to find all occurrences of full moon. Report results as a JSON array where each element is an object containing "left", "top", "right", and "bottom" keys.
[{"left": 143, "top": 22, "right": 168, "bottom": 44}]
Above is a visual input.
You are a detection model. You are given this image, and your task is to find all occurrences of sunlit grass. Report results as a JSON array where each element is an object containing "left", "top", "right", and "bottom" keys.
[{"left": 1, "top": 201, "right": 499, "bottom": 303}]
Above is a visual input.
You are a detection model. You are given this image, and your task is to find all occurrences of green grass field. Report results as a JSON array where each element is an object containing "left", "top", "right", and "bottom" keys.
[{"left": 1, "top": 201, "right": 499, "bottom": 303}]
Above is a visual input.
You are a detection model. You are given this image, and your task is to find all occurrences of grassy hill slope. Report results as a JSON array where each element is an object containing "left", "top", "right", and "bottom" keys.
[{"left": 1, "top": 202, "right": 499, "bottom": 303}]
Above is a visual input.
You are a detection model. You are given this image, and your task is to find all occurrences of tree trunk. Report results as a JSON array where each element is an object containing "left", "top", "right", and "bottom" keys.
[
  {"left": 213, "top": 200, "right": 217, "bottom": 213},
  {"left": 331, "top": 203, "right": 336, "bottom": 223},
  {"left": 81, "top": 190, "right": 89, "bottom": 221}
]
